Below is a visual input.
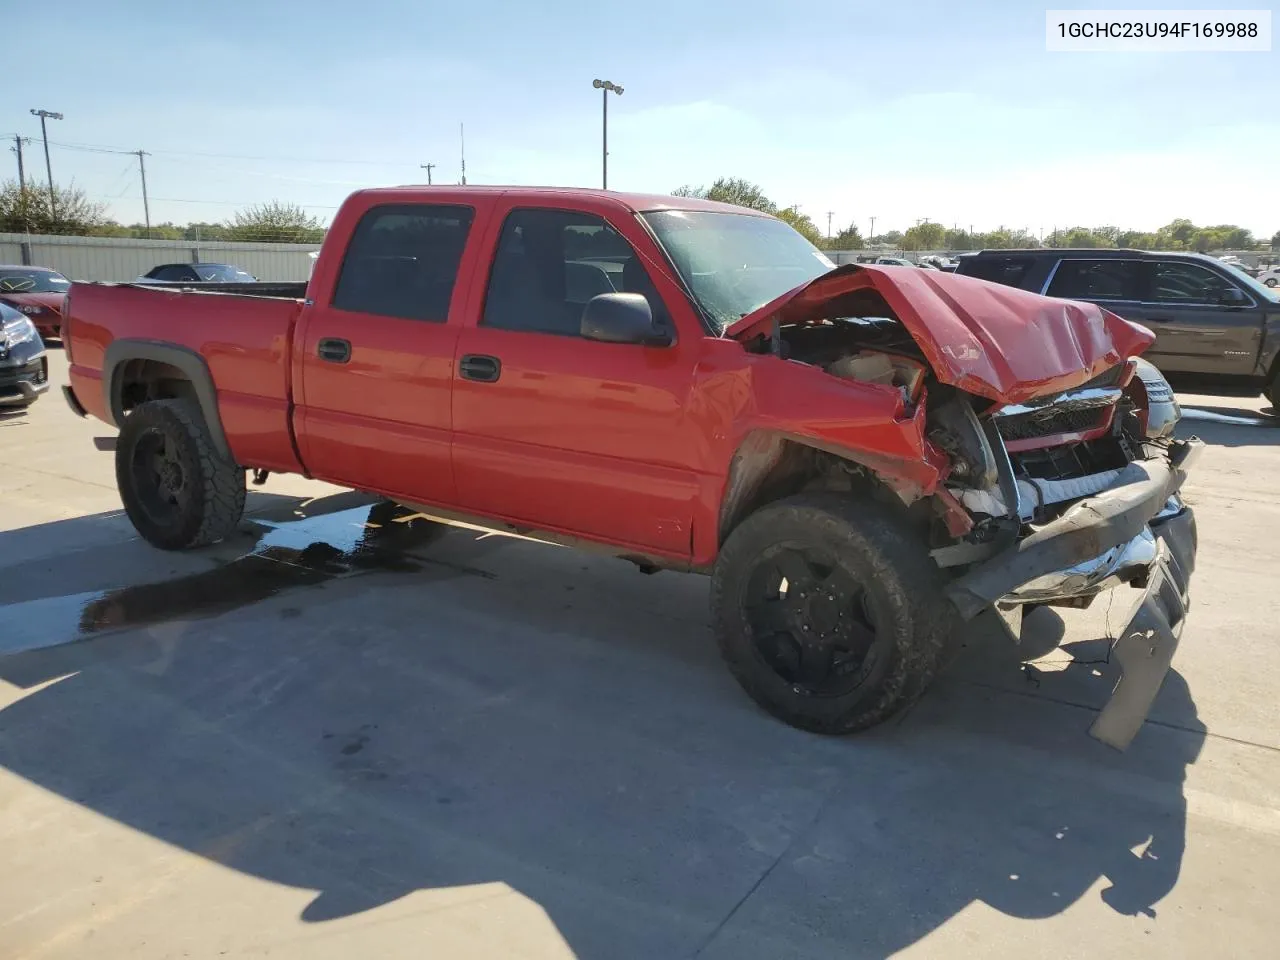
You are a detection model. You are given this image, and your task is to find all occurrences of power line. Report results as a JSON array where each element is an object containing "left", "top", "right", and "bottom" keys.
[{"left": 3, "top": 134, "right": 423, "bottom": 167}]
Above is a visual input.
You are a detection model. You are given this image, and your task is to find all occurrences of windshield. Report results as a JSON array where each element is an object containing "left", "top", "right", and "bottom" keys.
[
  {"left": 0, "top": 269, "right": 71, "bottom": 293},
  {"left": 193, "top": 264, "right": 256, "bottom": 281},
  {"left": 1221, "top": 261, "right": 1280, "bottom": 304},
  {"left": 640, "top": 210, "right": 834, "bottom": 332}
]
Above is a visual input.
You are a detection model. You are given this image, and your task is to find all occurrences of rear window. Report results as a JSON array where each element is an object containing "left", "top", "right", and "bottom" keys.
[
  {"left": 332, "top": 203, "right": 475, "bottom": 322},
  {"left": 958, "top": 256, "right": 1035, "bottom": 288},
  {"left": 1046, "top": 259, "right": 1142, "bottom": 301},
  {"left": 0, "top": 269, "right": 70, "bottom": 293}
]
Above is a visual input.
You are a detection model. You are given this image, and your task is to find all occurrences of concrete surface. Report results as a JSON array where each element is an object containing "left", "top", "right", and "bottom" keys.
[{"left": 2, "top": 351, "right": 1279, "bottom": 959}]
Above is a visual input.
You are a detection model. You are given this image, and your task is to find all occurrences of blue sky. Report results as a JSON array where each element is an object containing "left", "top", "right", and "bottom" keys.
[{"left": 8, "top": 0, "right": 1278, "bottom": 236}]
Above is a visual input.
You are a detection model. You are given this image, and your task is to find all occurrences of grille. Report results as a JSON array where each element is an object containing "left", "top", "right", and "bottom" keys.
[{"left": 997, "top": 404, "right": 1110, "bottom": 442}]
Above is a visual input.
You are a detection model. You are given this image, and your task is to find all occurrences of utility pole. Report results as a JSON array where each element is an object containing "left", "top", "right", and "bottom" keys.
[
  {"left": 459, "top": 124, "right": 466, "bottom": 185},
  {"left": 826, "top": 211, "right": 834, "bottom": 239},
  {"left": 30, "top": 108, "right": 63, "bottom": 224},
  {"left": 420, "top": 163, "right": 435, "bottom": 185},
  {"left": 592, "top": 79, "right": 623, "bottom": 189},
  {"left": 869, "top": 216, "right": 876, "bottom": 242},
  {"left": 11, "top": 135, "right": 27, "bottom": 190},
  {"left": 135, "top": 150, "right": 151, "bottom": 238}
]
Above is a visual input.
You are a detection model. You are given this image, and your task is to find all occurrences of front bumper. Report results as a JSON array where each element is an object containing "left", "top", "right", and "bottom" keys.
[
  {"left": 0, "top": 352, "right": 49, "bottom": 406},
  {"left": 945, "top": 437, "right": 1203, "bottom": 750}
]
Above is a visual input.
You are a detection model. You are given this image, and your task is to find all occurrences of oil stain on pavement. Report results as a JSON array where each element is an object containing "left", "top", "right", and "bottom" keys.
[{"left": 0, "top": 502, "right": 493, "bottom": 658}]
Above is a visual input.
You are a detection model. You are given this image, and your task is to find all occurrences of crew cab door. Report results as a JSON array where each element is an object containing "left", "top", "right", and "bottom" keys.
[
  {"left": 1129, "top": 259, "right": 1264, "bottom": 375},
  {"left": 294, "top": 201, "right": 479, "bottom": 502},
  {"left": 450, "top": 204, "right": 701, "bottom": 557}
]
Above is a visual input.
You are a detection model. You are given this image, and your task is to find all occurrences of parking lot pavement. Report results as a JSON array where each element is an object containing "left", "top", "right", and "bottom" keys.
[{"left": 2, "top": 353, "right": 1280, "bottom": 959}]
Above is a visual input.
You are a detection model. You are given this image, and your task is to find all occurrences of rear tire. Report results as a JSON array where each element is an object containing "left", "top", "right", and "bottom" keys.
[
  {"left": 711, "top": 493, "right": 951, "bottom": 735},
  {"left": 1266, "top": 367, "right": 1280, "bottom": 408},
  {"left": 116, "top": 399, "right": 246, "bottom": 550}
]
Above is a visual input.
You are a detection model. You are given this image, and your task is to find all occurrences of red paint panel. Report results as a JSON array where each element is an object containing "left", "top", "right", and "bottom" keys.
[
  {"left": 63, "top": 283, "right": 303, "bottom": 472},
  {"left": 451, "top": 326, "right": 702, "bottom": 555}
]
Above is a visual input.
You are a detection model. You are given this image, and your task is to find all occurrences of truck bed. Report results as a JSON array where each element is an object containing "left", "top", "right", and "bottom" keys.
[{"left": 65, "top": 282, "right": 307, "bottom": 473}]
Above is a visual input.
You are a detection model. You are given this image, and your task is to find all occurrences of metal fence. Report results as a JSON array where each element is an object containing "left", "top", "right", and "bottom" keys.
[{"left": 0, "top": 233, "right": 321, "bottom": 283}]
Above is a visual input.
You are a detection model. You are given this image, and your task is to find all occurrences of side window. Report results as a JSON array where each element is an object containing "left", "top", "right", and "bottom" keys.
[
  {"left": 960, "top": 256, "right": 1034, "bottom": 287},
  {"left": 1151, "top": 261, "right": 1240, "bottom": 304},
  {"left": 152, "top": 265, "right": 190, "bottom": 282},
  {"left": 332, "top": 203, "right": 474, "bottom": 321},
  {"left": 1046, "top": 260, "right": 1141, "bottom": 301},
  {"left": 482, "top": 208, "right": 671, "bottom": 337}
]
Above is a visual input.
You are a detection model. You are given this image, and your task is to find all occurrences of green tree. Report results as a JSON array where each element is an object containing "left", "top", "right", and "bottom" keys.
[
  {"left": 901, "top": 222, "right": 947, "bottom": 251},
  {"left": 1118, "top": 230, "right": 1158, "bottom": 248},
  {"left": 0, "top": 180, "right": 112, "bottom": 235},
  {"left": 1045, "top": 226, "right": 1115, "bottom": 248},
  {"left": 830, "top": 223, "right": 865, "bottom": 249},
  {"left": 226, "top": 201, "right": 324, "bottom": 243},
  {"left": 1153, "top": 218, "right": 1197, "bottom": 250},
  {"left": 671, "top": 177, "right": 776, "bottom": 213},
  {"left": 1271, "top": 230, "right": 1280, "bottom": 252},
  {"left": 944, "top": 228, "right": 975, "bottom": 251},
  {"left": 775, "top": 206, "right": 824, "bottom": 246},
  {"left": 873, "top": 229, "right": 903, "bottom": 246},
  {"left": 184, "top": 222, "right": 232, "bottom": 242}
]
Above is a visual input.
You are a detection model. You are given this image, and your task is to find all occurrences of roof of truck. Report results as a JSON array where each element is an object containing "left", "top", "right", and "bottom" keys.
[{"left": 357, "top": 185, "right": 772, "bottom": 217}]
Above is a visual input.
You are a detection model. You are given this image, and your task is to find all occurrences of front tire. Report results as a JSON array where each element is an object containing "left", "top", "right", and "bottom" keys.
[
  {"left": 116, "top": 399, "right": 246, "bottom": 550},
  {"left": 711, "top": 494, "right": 951, "bottom": 735}
]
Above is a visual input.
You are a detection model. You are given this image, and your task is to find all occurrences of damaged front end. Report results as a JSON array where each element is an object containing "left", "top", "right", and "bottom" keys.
[
  {"left": 728, "top": 265, "right": 1200, "bottom": 750},
  {"left": 933, "top": 362, "right": 1201, "bottom": 750}
]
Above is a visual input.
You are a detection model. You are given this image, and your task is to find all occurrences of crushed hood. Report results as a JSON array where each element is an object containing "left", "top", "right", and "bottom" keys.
[{"left": 724, "top": 264, "right": 1155, "bottom": 404}]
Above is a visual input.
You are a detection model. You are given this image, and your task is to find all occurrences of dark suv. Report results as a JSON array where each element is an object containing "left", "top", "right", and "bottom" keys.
[{"left": 956, "top": 248, "right": 1280, "bottom": 402}]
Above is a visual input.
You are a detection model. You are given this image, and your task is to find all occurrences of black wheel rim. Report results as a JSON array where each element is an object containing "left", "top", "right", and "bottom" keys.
[
  {"left": 130, "top": 428, "right": 191, "bottom": 526},
  {"left": 742, "top": 543, "right": 887, "bottom": 698}
]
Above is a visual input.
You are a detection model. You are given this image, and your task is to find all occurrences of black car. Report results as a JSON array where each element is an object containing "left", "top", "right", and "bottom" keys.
[
  {"left": 0, "top": 301, "right": 50, "bottom": 409},
  {"left": 955, "top": 248, "right": 1280, "bottom": 401},
  {"left": 136, "top": 262, "right": 257, "bottom": 284}
]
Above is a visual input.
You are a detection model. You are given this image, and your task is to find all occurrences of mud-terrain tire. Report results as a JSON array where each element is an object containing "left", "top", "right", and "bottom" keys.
[
  {"left": 116, "top": 399, "right": 246, "bottom": 550},
  {"left": 711, "top": 493, "right": 952, "bottom": 735},
  {"left": 1266, "top": 366, "right": 1280, "bottom": 408}
]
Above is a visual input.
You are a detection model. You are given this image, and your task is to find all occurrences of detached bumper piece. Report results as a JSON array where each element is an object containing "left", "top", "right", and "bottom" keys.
[
  {"left": 1089, "top": 504, "right": 1195, "bottom": 750},
  {"left": 944, "top": 437, "right": 1203, "bottom": 751}
]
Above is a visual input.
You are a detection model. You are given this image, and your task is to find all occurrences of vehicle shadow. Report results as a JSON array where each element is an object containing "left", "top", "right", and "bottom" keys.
[{"left": 0, "top": 508, "right": 1204, "bottom": 958}]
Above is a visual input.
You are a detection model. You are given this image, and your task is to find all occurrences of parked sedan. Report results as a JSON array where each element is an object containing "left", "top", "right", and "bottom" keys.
[
  {"left": 135, "top": 263, "right": 258, "bottom": 284},
  {"left": 1258, "top": 265, "right": 1279, "bottom": 288},
  {"left": 0, "top": 301, "right": 49, "bottom": 409},
  {"left": 0, "top": 265, "right": 71, "bottom": 339}
]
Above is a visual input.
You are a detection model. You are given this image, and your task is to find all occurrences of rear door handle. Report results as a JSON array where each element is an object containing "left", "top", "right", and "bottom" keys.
[
  {"left": 459, "top": 354, "right": 501, "bottom": 382},
  {"left": 317, "top": 338, "right": 351, "bottom": 363}
]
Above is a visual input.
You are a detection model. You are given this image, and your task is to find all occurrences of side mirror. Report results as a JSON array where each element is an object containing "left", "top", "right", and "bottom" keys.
[
  {"left": 1220, "top": 287, "right": 1249, "bottom": 306},
  {"left": 580, "top": 292, "right": 671, "bottom": 346}
]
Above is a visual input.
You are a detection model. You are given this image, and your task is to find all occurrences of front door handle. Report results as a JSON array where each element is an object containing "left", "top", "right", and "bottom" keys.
[
  {"left": 459, "top": 354, "right": 501, "bottom": 382},
  {"left": 318, "top": 338, "right": 351, "bottom": 363}
]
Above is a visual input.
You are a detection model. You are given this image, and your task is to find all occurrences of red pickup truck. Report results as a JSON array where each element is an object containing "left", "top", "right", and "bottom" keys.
[{"left": 61, "top": 186, "right": 1201, "bottom": 748}]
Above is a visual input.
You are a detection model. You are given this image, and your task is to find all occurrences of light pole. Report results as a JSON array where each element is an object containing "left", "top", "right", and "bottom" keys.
[
  {"left": 592, "top": 79, "right": 623, "bottom": 189},
  {"left": 30, "top": 108, "right": 62, "bottom": 224}
]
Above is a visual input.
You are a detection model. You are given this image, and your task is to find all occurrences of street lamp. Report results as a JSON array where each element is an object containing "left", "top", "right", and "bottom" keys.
[
  {"left": 29, "top": 108, "right": 62, "bottom": 223},
  {"left": 592, "top": 79, "right": 623, "bottom": 189}
]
